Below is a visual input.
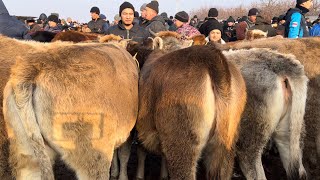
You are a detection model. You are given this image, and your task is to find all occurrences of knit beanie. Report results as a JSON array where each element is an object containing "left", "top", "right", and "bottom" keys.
[
  {"left": 90, "top": 7, "right": 100, "bottom": 15},
  {"left": 208, "top": 8, "right": 218, "bottom": 17},
  {"left": 146, "top": 1, "right": 159, "bottom": 14},
  {"left": 119, "top": 2, "right": 135, "bottom": 15},
  {"left": 47, "top": 15, "right": 59, "bottom": 24},
  {"left": 227, "top": 16, "right": 235, "bottom": 23},
  {"left": 248, "top": 8, "right": 259, "bottom": 16},
  {"left": 140, "top": 3, "right": 147, "bottom": 11},
  {"left": 175, "top": 11, "right": 189, "bottom": 23}
]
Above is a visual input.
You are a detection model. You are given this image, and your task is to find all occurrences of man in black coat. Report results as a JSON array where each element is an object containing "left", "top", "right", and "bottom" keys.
[
  {"left": 105, "top": 2, "right": 149, "bottom": 43},
  {"left": 88, "top": 6, "right": 109, "bottom": 34},
  {"left": 0, "top": 0, "right": 31, "bottom": 39},
  {"left": 199, "top": 8, "right": 223, "bottom": 37}
]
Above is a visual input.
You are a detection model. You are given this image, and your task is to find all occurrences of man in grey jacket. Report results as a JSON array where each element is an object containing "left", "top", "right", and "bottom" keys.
[
  {"left": 0, "top": 0, "right": 31, "bottom": 39},
  {"left": 144, "top": 0, "right": 166, "bottom": 33}
]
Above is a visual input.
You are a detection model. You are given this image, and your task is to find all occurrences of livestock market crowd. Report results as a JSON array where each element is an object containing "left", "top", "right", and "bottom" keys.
[{"left": 0, "top": 0, "right": 320, "bottom": 180}]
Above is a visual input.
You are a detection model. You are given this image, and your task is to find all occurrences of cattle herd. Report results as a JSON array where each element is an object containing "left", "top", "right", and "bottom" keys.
[{"left": 0, "top": 32, "right": 319, "bottom": 180}]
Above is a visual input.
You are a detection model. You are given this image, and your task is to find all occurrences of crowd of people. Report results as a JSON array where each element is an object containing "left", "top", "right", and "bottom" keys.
[{"left": 0, "top": 0, "right": 320, "bottom": 43}]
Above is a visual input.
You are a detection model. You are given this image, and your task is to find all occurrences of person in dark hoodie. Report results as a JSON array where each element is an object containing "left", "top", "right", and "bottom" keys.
[
  {"left": 0, "top": 0, "right": 31, "bottom": 39},
  {"left": 105, "top": 2, "right": 149, "bottom": 43},
  {"left": 285, "top": 0, "right": 313, "bottom": 38},
  {"left": 199, "top": 8, "right": 222, "bottom": 37},
  {"left": 144, "top": 0, "right": 166, "bottom": 33},
  {"left": 223, "top": 16, "right": 237, "bottom": 42},
  {"left": 88, "top": 6, "right": 109, "bottom": 34},
  {"left": 249, "top": 15, "right": 277, "bottom": 37}
]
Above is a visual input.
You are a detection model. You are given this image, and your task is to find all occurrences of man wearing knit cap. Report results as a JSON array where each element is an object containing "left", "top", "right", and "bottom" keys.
[
  {"left": 199, "top": 8, "right": 224, "bottom": 39},
  {"left": 88, "top": 6, "right": 109, "bottom": 34},
  {"left": 284, "top": 0, "right": 313, "bottom": 38},
  {"left": 236, "top": 8, "right": 259, "bottom": 40},
  {"left": 44, "top": 14, "right": 62, "bottom": 33},
  {"left": 174, "top": 11, "right": 200, "bottom": 39},
  {"left": 145, "top": 0, "right": 166, "bottom": 33},
  {"left": 105, "top": 1, "right": 149, "bottom": 43}
]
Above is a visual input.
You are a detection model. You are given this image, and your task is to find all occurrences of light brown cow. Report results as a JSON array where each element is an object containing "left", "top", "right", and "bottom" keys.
[
  {"left": 136, "top": 32, "right": 247, "bottom": 179},
  {"left": 221, "top": 37, "right": 320, "bottom": 178},
  {"left": 2, "top": 39, "right": 138, "bottom": 180}
]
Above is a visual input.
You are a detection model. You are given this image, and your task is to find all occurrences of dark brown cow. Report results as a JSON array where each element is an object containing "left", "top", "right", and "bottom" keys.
[{"left": 136, "top": 33, "right": 247, "bottom": 179}]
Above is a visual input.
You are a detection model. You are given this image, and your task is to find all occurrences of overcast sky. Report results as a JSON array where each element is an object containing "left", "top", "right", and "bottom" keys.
[{"left": 3, "top": 0, "right": 255, "bottom": 22}]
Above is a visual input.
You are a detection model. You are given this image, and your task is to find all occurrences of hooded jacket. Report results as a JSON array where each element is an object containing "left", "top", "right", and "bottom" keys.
[
  {"left": 0, "top": 0, "right": 31, "bottom": 39},
  {"left": 145, "top": 15, "right": 166, "bottom": 33},
  {"left": 285, "top": 5, "right": 309, "bottom": 38},
  {"left": 105, "top": 21, "right": 149, "bottom": 43},
  {"left": 249, "top": 15, "right": 277, "bottom": 37}
]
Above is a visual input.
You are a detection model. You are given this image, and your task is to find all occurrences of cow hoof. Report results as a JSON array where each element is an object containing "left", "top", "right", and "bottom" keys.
[
  {"left": 118, "top": 175, "right": 128, "bottom": 180},
  {"left": 110, "top": 176, "right": 118, "bottom": 180}
]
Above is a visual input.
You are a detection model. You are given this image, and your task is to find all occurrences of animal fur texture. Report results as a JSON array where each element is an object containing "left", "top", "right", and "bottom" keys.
[
  {"left": 222, "top": 37, "right": 320, "bottom": 178},
  {"left": 136, "top": 44, "right": 247, "bottom": 179},
  {"left": 2, "top": 39, "right": 138, "bottom": 180},
  {"left": 223, "top": 48, "right": 308, "bottom": 179}
]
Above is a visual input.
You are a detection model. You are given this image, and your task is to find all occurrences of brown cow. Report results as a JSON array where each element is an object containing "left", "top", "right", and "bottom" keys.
[
  {"left": 51, "top": 31, "right": 101, "bottom": 43},
  {"left": 2, "top": 40, "right": 139, "bottom": 179},
  {"left": 136, "top": 33, "right": 247, "bottom": 179},
  {"left": 221, "top": 37, "right": 320, "bottom": 178}
]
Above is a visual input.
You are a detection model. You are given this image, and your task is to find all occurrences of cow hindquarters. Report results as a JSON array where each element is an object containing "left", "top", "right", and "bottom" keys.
[
  {"left": 204, "top": 64, "right": 246, "bottom": 180},
  {"left": 3, "top": 83, "right": 54, "bottom": 180},
  {"left": 273, "top": 76, "right": 308, "bottom": 180}
]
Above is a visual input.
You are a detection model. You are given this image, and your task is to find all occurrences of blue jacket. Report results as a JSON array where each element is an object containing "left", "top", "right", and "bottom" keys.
[
  {"left": 0, "top": 0, "right": 31, "bottom": 39},
  {"left": 285, "top": 7, "right": 309, "bottom": 38},
  {"left": 310, "top": 23, "right": 320, "bottom": 36}
]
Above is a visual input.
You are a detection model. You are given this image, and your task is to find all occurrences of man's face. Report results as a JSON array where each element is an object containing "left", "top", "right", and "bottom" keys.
[
  {"left": 91, "top": 12, "right": 99, "bottom": 20},
  {"left": 249, "top": 15, "right": 257, "bottom": 23},
  {"left": 48, "top": 21, "right": 57, "bottom": 27},
  {"left": 145, "top": 7, "right": 156, "bottom": 20},
  {"left": 141, "top": 9, "right": 147, "bottom": 18},
  {"left": 302, "top": 0, "right": 313, "bottom": 9},
  {"left": 174, "top": 19, "right": 184, "bottom": 28},
  {"left": 121, "top": 8, "right": 134, "bottom": 25}
]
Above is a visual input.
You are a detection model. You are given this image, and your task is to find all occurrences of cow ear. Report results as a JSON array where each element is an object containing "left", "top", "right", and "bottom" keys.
[{"left": 153, "top": 37, "right": 164, "bottom": 50}]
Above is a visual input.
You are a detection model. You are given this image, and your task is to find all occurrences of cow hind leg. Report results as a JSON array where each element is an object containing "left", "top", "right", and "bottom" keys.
[
  {"left": 117, "top": 137, "right": 132, "bottom": 180},
  {"left": 110, "top": 149, "right": 119, "bottom": 180},
  {"left": 9, "top": 138, "right": 42, "bottom": 180},
  {"left": 136, "top": 146, "right": 147, "bottom": 180}
]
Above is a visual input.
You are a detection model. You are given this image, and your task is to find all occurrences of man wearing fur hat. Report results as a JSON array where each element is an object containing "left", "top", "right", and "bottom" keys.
[
  {"left": 199, "top": 8, "right": 226, "bottom": 41},
  {"left": 285, "top": 0, "right": 313, "bottom": 38},
  {"left": 174, "top": 11, "right": 200, "bottom": 39},
  {"left": 88, "top": 6, "right": 109, "bottom": 34},
  {"left": 144, "top": 0, "right": 166, "bottom": 33},
  {"left": 44, "top": 14, "right": 62, "bottom": 33},
  {"left": 105, "top": 2, "right": 149, "bottom": 43}
]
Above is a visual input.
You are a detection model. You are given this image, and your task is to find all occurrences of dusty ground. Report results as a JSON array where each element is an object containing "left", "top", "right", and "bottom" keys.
[{"left": 54, "top": 143, "right": 287, "bottom": 180}]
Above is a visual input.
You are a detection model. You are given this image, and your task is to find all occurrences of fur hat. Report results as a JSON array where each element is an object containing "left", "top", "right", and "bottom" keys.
[
  {"left": 90, "top": 6, "right": 100, "bottom": 15},
  {"left": 248, "top": 8, "right": 259, "bottom": 16},
  {"left": 119, "top": 2, "right": 135, "bottom": 15},
  {"left": 175, "top": 11, "right": 189, "bottom": 23},
  {"left": 146, "top": 0, "right": 159, "bottom": 14},
  {"left": 297, "top": 0, "right": 309, "bottom": 5},
  {"left": 208, "top": 8, "right": 218, "bottom": 17},
  {"left": 47, "top": 15, "right": 59, "bottom": 24}
]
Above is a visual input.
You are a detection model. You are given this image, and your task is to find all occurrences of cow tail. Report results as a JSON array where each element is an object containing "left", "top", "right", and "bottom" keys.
[
  {"left": 286, "top": 74, "right": 308, "bottom": 180},
  {"left": 3, "top": 73, "right": 54, "bottom": 180},
  {"left": 203, "top": 51, "right": 246, "bottom": 179}
]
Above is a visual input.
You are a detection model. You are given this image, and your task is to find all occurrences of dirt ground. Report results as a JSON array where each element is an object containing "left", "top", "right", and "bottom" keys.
[{"left": 54, "top": 143, "right": 287, "bottom": 180}]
